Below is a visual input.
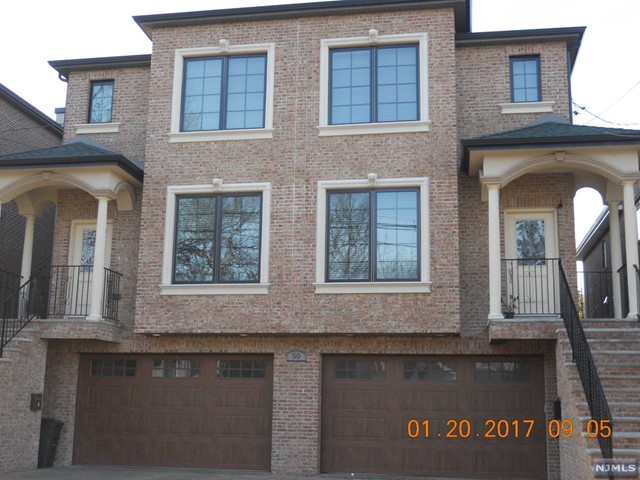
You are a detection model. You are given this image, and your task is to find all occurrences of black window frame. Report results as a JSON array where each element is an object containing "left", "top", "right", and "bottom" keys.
[
  {"left": 328, "top": 44, "right": 420, "bottom": 125},
  {"left": 88, "top": 80, "right": 114, "bottom": 124},
  {"left": 510, "top": 55, "right": 541, "bottom": 103},
  {"left": 325, "top": 187, "right": 421, "bottom": 283},
  {"left": 180, "top": 53, "right": 268, "bottom": 132},
  {"left": 172, "top": 192, "right": 263, "bottom": 285}
]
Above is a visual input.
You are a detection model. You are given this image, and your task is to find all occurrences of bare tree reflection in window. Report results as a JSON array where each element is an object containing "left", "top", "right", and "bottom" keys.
[{"left": 516, "top": 219, "right": 545, "bottom": 265}]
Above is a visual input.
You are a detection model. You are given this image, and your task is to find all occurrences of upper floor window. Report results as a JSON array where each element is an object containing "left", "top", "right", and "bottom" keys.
[
  {"left": 182, "top": 54, "right": 267, "bottom": 132},
  {"left": 88, "top": 80, "right": 114, "bottom": 123},
  {"left": 510, "top": 56, "right": 541, "bottom": 103},
  {"left": 161, "top": 182, "right": 271, "bottom": 295},
  {"left": 319, "top": 33, "right": 430, "bottom": 136},
  {"left": 315, "top": 177, "right": 430, "bottom": 293},
  {"left": 170, "top": 44, "right": 275, "bottom": 143},
  {"left": 329, "top": 45, "right": 418, "bottom": 125}
]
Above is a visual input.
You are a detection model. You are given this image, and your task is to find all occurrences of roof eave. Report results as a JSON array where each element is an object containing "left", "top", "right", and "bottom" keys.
[
  {"left": 49, "top": 54, "right": 152, "bottom": 79},
  {"left": 0, "top": 84, "right": 63, "bottom": 138},
  {"left": 0, "top": 155, "right": 144, "bottom": 183},
  {"left": 134, "top": 0, "right": 470, "bottom": 38}
]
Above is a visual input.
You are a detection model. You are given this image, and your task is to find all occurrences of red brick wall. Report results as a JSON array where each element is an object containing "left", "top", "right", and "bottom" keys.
[{"left": 135, "top": 8, "right": 461, "bottom": 335}]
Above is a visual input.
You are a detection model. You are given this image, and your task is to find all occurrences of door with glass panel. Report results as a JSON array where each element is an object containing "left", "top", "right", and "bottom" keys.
[
  {"left": 504, "top": 211, "right": 559, "bottom": 315},
  {"left": 67, "top": 221, "right": 112, "bottom": 316}
]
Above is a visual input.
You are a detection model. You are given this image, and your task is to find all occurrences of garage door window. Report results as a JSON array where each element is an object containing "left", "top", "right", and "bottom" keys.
[
  {"left": 335, "top": 360, "right": 386, "bottom": 380},
  {"left": 90, "top": 359, "right": 137, "bottom": 377},
  {"left": 217, "top": 359, "right": 266, "bottom": 378},
  {"left": 152, "top": 359, "right": 201, "bottom": 378},
  {"left": 403, "top": 361, "right": 456, "bottom": 381},
  {"left": 475, "top": 361, "right": 531, "bottom": 382}
]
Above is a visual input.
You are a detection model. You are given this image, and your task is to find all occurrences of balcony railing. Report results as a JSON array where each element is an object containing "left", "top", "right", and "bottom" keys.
[
  {"left": 578, "top": 270, "right": 614, "bottom": 319},
  {"left": 503, "top": 258, "right": 560, "bottom": 315}
]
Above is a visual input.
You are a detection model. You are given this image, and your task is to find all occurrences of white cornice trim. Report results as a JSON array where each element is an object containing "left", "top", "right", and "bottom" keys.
[
  {"left": 499, "top": 101, "right": 555, "bottom": 114},
  {"left": 75, "top": 123, "right": 120, "bottom": 134},
  {"left": 160, "top": 284, "right": 270, "bottom": 295},
  {"left": 168, "top": 129, "right": 274, "bottom": 143}
]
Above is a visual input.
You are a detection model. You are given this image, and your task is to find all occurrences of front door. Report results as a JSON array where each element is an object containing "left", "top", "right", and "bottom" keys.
[
  {"left": 504, "top": 211, "right": 559, "bottom": 315},
  {"left": 67, "top": 221, "right": 112, "bottom": 316}
]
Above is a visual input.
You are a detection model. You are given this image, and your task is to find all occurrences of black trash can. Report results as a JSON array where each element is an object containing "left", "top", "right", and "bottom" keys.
[{"left": 38, "top": 418, "right": 63, "bottom": 468}]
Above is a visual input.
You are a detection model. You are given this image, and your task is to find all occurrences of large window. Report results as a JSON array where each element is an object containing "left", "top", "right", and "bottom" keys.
[
  {"left": 327, "top": 189, "right": 419, "bottom": 281},
  {"left": 315, "top": 177, "right": 430, "bottom": 293},
  {"left": 88, "top": 80, "right": 114, "bottom": 123},
  {"left": 329, "top": 45, "right": 418, "bottom": 125},
  {"left": 162, "top": 182, "right": 271, "bottom": 295},
  {"left": 173, "top": 193, "right": 262, "bottom": 283},
  {"left": 510, "top": 56, "right": 541, "bottom": 103},
  {"left": 181, "top": 54, "right": 267, "bottom": 132}
]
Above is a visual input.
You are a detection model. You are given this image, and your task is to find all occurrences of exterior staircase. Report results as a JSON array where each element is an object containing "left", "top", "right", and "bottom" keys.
[{"left": 557, "top": 318, "right": 640, "bottom": 478}]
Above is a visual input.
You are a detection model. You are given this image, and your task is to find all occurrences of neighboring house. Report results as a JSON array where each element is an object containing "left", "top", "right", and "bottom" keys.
[
  {"left": 1, "top": 1, "right": 640, "bottom": 479},
  {"left": 0, "top": 82, "right": 62, "bottom": 309}
]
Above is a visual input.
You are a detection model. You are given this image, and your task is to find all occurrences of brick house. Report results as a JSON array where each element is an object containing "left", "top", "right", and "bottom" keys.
[
  {"left": 1, "top": 0, "right": 640, "bottom": 478},
  {"left": 0, "top": 83, "right": 62, "bottom": 298}
]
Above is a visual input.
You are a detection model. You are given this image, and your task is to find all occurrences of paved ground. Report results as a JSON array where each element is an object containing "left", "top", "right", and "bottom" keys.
[{"left": 0, "top": 466, "right": 464, "bottom": 480}]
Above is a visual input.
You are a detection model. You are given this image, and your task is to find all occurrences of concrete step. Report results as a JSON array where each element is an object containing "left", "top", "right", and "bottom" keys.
[
  {"left": 579, "top": 416, "right": 640, "bottom": 433},
  {"left": 587, "top": 447, "right": 640, "bottom": 458},
  {"left": 571, "top": 387, "right": 640, "bottom": 403},
  {"left": 565, "top": 362, "right": 640, "bottom": 376},
  {"left": 577, "top": 402, "right": 640, "bottom": 419},
  {"left": 570, "top": 374, "right": 640, "bottom": 389},
  {"left": 559, "top": 338, "right": 640, "bottom": 350},
  {"left": 563, "top": 351, "right": 640, "bottom": 364},
  {"left": 581, "top": 319, "right": 640, "bottom": 328}
]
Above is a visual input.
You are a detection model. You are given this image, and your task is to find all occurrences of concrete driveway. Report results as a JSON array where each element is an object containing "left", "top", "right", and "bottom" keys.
[{"left": 0, "top": 466, "right": 456, "bottom": 480}]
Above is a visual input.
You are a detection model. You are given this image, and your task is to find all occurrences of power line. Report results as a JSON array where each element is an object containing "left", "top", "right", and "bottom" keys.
[
  {"left": 584, "top": 78, "right": 640, "bottom": 125},
  {"left": 572, "top": 101, "right": 640, "bottom": 127}
]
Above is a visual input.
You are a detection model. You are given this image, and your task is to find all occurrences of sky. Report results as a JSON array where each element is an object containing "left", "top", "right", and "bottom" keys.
[{"left": 1, "top": 0, "right": 639, "bottom": 243}]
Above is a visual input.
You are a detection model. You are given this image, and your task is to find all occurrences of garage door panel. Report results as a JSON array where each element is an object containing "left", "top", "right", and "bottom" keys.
[
  {"left": 332, "top": 416, "right": 387, "bottom": 439},
  {"left": 322, "top": 355, "right": 546, "bottom": 479},
  {"left": 75, "top": 355, "right": 272, "bottom": 470}
]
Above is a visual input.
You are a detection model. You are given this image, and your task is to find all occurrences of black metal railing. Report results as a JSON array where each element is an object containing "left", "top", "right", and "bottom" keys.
[
  {"left": 0, "top": 266, "right": 123, "bottom": 357},
  {"left": 503, "top": 258, "right": 560, "bottom": 315},
  {"left": 617, "top": 264, "right": 640, "bottom": 318},
  {"left": 41, "top": 265, "right": 93, "bottom": 317},
  {"left": 559, "top": 260, "right": 613, "bottom": 459},
  {"left": 0, "top": 270, "right": 23, "bottom": 319},
  {"left": 579, "top": 270, "right": 614, "bottom": 319},
  {"left": 102, "top": 268, "right": 122, "bottom": 321},
  {"left": 0, "top": 276, "right": 47, "bottom": 357}
]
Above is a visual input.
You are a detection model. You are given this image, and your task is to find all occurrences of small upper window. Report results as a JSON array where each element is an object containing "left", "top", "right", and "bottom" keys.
[
  {"left": 89, "top": 80, "right": 114, "bottom": 123},
  {"left": 181, "top": 54, "right": 267, "bottom": 132},
  {"left": 329, "top": 45, "right": 418, "bottom": 125},
  {"left": 510, "top": 56, "right": 541, "bottom": 103}
]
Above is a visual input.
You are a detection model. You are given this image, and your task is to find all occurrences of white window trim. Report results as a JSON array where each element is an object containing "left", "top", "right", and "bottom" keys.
[
  {"left": 160, "top": 182, "right": 271, "bottom": 295},
  {"left": 499, "top": 101, "right": 555, "bottom": 115},
  {"left": 75, "top": 122, "right": 120, "bottom": 134},
  {"left": 168, "top": 43, "right": 276, "bottom": 143},
  {"left": 314, "top": 176, "right": 431, "bottom": 294},
  {"left": 318, "top": 32, "right": 430, "bottom": 137}
]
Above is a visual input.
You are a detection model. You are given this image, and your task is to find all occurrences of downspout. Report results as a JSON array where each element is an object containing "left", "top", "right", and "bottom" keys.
[{"left": 566, "top": 44, "right": 580, "bottom": 124}]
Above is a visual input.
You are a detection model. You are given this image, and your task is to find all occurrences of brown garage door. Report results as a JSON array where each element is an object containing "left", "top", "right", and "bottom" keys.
[
  {"left": 322, "top": 355, "right": 546, "bottom": 479},
  {"left": 75, "top": 354, "right": 272, "bottom": 470}
]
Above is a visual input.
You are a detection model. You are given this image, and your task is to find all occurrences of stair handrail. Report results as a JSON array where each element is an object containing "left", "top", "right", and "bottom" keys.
[
  {"left": 558, "top": 260, "right": 613, "bottom": 459},
  {"left": 0, "top": 275, "right": 43, "bottom": 357}
]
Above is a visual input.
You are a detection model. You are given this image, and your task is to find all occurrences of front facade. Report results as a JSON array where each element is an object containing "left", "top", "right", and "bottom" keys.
[{"left": 1, "top": 1, "right": 640, "bottom": 479}]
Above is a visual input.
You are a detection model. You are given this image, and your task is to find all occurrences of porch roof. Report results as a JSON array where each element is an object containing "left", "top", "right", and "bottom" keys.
[
  {"left": 462, "top": 121, "right": 640, "bottom": 173},
  {"left": 0, "top": 137, "right": 144, "bottom": 182}
]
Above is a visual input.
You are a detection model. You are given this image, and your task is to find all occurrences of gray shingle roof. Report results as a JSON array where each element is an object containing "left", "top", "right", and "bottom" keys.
[{"left": 0, "top": 137, "right": 143, "bottom": 181}]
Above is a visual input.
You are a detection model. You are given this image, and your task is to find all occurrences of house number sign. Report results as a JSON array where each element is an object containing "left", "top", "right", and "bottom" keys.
[{"left": 286, "top": 350, "right": 307, "bottom": 362}]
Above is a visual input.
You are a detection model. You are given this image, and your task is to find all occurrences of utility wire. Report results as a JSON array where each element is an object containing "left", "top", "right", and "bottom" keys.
[
  {"left": 584, "top": 78, "right": 640, "bottom": 125},
  {"left": 572, "top": 101, "right": 640, "bottom": 127}
]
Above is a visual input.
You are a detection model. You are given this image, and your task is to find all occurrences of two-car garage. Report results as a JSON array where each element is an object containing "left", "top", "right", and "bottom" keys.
[{"left": 74, "top": 354, "right": 546, "bottom": 479}]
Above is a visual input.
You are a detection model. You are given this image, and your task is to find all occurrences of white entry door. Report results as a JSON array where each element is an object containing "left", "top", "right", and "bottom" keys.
[
  {"left": 67, "top": 221, "right": 113, "bottom": 316},
  {"left": 504, "top": 211, "right": 559, "bottom": 315}
]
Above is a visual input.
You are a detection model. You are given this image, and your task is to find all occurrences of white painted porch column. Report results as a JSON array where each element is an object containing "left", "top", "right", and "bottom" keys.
[
  {"left": 487, "top": 184, "right": 503, "bottom": 319},
  {"left": 608, "top": 202, "right": 623, "bottom": 318},
  {"left": 622, "top": 181, "right": 639, "bottom": 318},
  {"left": 87, "top": 197, "right": 109, "bottom": 320},
  {"left": 19, "top": 214, "right": 36, "bottom": 283}
]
